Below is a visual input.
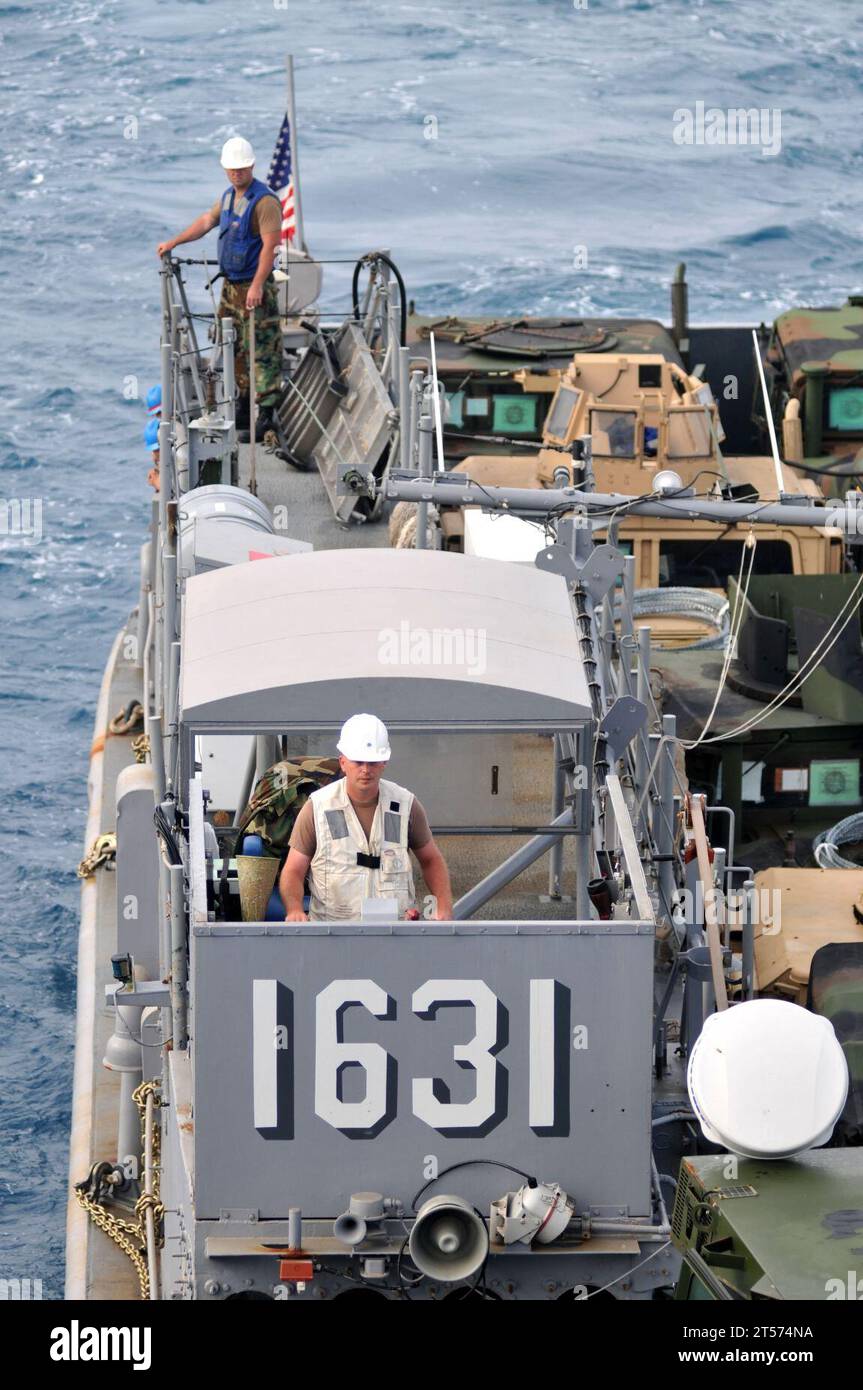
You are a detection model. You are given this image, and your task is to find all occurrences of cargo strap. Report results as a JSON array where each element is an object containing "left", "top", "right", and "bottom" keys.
[
  {"left": 77, "top": 831, "right": 117, "bottom": 879},
  {"left": 356, "top": 851, "right": 381, "bottom": 869}
]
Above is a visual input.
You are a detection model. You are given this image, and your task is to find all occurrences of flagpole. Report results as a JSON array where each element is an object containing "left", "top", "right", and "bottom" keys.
[{"left": 285, "top": 54, "right": 305, "bottom": 253}]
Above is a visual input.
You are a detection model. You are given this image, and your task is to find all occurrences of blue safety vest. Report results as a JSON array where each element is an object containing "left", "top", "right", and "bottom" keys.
[{"left": 217, "top": 178, "right": 279, "bottom": 283}]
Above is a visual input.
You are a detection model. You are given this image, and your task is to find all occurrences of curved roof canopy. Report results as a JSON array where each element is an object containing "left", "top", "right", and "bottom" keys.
[{"left": 180, "top": 548, "right": 591, "bottom": 730}]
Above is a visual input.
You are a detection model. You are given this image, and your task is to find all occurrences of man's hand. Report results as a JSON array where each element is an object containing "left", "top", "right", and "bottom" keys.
[
  {"left": 157, "top": 239, "right": 176, "bottom": 258},
  {"left": 279, "top": 848, "right": 311, "bottom": 924},
  {"left": 246, "top": 280, "right": 265, "bottom": 311},
  {"left": 413, "top": 840, "right": 453, "bottom": 922}
]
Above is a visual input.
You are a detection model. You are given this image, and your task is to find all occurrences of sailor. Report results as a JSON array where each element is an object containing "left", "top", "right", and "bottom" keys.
[
  {"left": 143, "top": 416, "right": 160, "bottom": 491},
  {"left": 156, "top": 136, "right": 282, "bottom": 440},
  {"left": 144, "top": 384, "right": 161, "bottom": 491},
  {"left": 279, "top": 713, "right": 454, "bottom": 923}
]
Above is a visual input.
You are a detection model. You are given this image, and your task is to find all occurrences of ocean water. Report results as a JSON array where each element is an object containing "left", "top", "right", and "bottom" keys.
[{"left": 1, "top": 0, "right": 861, "bottom": 1298}]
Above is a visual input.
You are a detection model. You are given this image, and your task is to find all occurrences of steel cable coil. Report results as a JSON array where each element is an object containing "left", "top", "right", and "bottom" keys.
[
  {"left": 813, "top": 813, "right": 863, "bottom": 870},
  {"left": 624, "top": 587, "right": 731, "bottom": 650}
]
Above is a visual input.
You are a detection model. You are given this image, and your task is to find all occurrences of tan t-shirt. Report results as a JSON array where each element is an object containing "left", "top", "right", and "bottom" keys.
[
  {"left": 209, "top": 188, "right": 282, "bottom": 238},
  {"left": 290, "top": 794, "right": 432, "bottom": 859}
]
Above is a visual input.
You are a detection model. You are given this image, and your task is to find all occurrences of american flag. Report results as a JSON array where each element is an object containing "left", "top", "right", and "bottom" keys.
[{"left": 267, "top": 113, "right": 297, "bottom": 245}]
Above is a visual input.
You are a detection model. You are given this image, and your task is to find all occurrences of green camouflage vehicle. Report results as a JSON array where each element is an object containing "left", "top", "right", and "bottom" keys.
[{"left": 765, "top": 299, "right": 863, "bottom": 496}]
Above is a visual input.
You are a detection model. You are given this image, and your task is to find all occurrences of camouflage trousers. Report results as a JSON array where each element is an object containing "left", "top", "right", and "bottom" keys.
[{"left": 219, "top": 275, "right": 282, "bottom": 410}]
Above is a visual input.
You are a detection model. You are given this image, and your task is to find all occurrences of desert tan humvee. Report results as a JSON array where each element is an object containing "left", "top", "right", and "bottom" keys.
[{"left": 425, "top": 353, "right": 843, "bottom": 646}]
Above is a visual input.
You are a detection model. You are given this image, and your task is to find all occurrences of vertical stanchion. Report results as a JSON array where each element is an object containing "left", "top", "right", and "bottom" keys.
[
  {"left": 574, "top": 724, "right": 593, "bottom": 918},
  {"left": 548, "top": 734, "right": 565, "bottom": 899},
  {"left": 169, "top": 862, "right": 188, "bottom": 1051},
  {"left": 398, "top": 346, "right": 411, "bottom": 472},
  {"left": 249, "top": 307, "right": 257, "bottom": 496},
  {"left": 416, "top": 397, "right": 433, "bottom": 549},
  {"left": 742, "top": 876, "right": 755, "bottom": 1000},
  {"left": 634, "top": 625, "right": 651, "bottom": 837},
  {"left": 221, "top": 317, "right": 236, "bottom": 426}
]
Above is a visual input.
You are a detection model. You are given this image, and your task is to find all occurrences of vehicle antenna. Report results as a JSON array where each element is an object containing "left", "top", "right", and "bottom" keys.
[
  {"left": 751, "top": 328, "right": 786, "bottom": 499},
  {"left": 429, "top": 331, "right": 446, "bottom": 472}
]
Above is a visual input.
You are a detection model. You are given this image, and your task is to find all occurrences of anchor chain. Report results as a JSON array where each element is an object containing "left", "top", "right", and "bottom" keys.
[
  {"left": 131, "top": 733, "right": 150, "bottom": 764},
  {"left": 108, "top": 700, "right": 145, "bottom": 736},
  {"left": 77, "top": 831, "right": 117, "bottom": 879},
  {"left": 73, "top": 1080, "right": 165, "bottom": 1300}
]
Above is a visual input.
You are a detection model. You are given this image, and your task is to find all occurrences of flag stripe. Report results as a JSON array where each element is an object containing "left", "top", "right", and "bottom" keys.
[{"left": 269, "top": 113, "right": 298, "bottom": 245}]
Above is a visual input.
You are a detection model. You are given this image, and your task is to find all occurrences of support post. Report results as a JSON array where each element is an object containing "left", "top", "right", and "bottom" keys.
[
  {"left": 548, "top": 734, "right": 565, "bottom": 899},
  {"left": 573, "top": 724, "right": 593, "bottom": 918},
  {"left": 249, "top": 307, "right": 257, "bottom": 496},
  {"left": 415, "top": 401, "right": 434, "bottom": 549},
  {"left": 169, "top": 862, "right": 188, "bottom": 1051},
  {"left": 398, "top": 346, "right": 411, "bottom": 472},
  {"left": 221, "top": 316, "right": 236, "bottom": 425},
  {"left": 634, "top": 624, "right": 651, "bottom": 837}
]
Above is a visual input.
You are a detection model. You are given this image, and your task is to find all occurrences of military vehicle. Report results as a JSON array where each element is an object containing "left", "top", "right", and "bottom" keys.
[
  {"left": 418, "top": 347, "right": 839, "bottom": 618},
  {"left": 66, "top": 89, "right": 863, "bottom": 1302},
  {"left": 672, "top": 1150, "right": 863, "bottom": 1301},
  {"left": 764, "top": 299, "right": 863, "bottom": 496}
]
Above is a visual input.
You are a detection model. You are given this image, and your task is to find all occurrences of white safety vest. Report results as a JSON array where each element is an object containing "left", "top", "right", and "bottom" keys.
[{"left": 307, "top": 776, "right": 417, "bottom": 922}]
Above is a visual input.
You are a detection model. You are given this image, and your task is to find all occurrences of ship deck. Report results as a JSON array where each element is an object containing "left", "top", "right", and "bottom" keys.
[{"left": 67, "top": 441, "right": 690, "bottom": 1301}]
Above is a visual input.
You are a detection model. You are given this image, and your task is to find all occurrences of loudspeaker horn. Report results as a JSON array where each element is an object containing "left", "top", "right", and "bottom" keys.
[{"left": 408, "top": 1195, "right": 489, "bottom": 1282}]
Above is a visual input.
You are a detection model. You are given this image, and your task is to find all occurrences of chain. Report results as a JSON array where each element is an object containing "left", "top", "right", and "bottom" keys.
[
  {"left": 131, "top": 733, "right": 150, "bottom": 764},
  {"left": 77, "top": 831, "right": 117, "bottom": 879},
  {"left": 73, "top": 1080, "right": 165, "bottom": 1300},
  {"left": 108, "top": 700, "right": 145, "bottom": 736},
  {"left": 73, "top": 1184, "right": 152, "bottom": 1299}
]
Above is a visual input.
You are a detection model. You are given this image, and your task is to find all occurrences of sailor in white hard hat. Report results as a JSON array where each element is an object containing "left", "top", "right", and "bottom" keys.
[
  {"left": 279, "top": 714, "right": 454, "bottom": 923},
  {"left": 156, "top": 136, "right": 282, "bottom": 441}
]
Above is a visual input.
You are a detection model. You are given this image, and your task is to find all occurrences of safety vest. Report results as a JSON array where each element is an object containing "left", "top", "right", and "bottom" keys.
[
  {"left": 307, "top": 777, "right": 416, "bottom": 922},
  {"left": 217, "top": 177, "right": 279, "bottom": 283}
]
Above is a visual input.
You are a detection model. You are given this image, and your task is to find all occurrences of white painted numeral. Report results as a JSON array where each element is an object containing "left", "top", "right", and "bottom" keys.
[
  {"left": 253, "top": 978, "right": 279, "bottom": 1129},
  {"left": 412, "top": 980, "right": 502, "bottom": 1133},
  {"left": 529, "top": 979, "right": 556, "bottom": 1130},
  {"left": 315, "top": 980, "right": 394, "bottom": 1135}
]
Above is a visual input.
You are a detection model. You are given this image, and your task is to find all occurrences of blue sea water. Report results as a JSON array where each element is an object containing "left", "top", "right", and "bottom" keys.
[{"left": 1, "top": 0, "right": 862, "bottom": 1298}]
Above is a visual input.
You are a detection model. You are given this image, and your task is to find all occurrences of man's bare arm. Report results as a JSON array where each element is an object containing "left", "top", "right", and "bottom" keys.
[
  {"left": 157, "top": 208, "right": 219, "bottom": 258},
  {"left": 413, "top": 839, "right": 453, "bottom": 920},
  {"left": 279, "top": 847, "right": 311, "bottom": 922},
  {"left": 246, "top": 228, "right": 281, "bottom": 309}
]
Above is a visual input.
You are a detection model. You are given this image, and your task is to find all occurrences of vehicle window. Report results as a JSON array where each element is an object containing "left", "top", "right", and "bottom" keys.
[
  {"left": 492, "top": 394, "right": 539, "bottom": 435},
  {"left": 658, "top": 539, "right": 793, "bottom": 589},
  {"left": 545, "top": 385, "right": 581, "bottom": 440},
  {"left": 590, "top": 409, "right": 637, "bottom": 457},
  {"left": 666, "top": 409, "right": 713, "bottom": 458},
  {"left": 827, "top": 386, "right": 863, "bottom": 433}
]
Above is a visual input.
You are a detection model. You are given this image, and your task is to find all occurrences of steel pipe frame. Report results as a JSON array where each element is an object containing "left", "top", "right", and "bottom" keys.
[{"left": 384, "top": 474, "right": 863, "bottom": 539}]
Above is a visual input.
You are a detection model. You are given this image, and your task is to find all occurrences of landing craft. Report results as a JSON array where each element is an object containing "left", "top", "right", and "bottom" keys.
[{"left": 67, "top": 70, "right": 863, "bottom": 1304}]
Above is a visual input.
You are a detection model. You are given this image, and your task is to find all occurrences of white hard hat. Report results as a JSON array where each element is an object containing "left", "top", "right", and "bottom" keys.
[
  {"left": 220, "top": 136, "right": 255, "bottom": 169},
  {"left": 337, "top": 713, "right": 391, "bottom": 762}
]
